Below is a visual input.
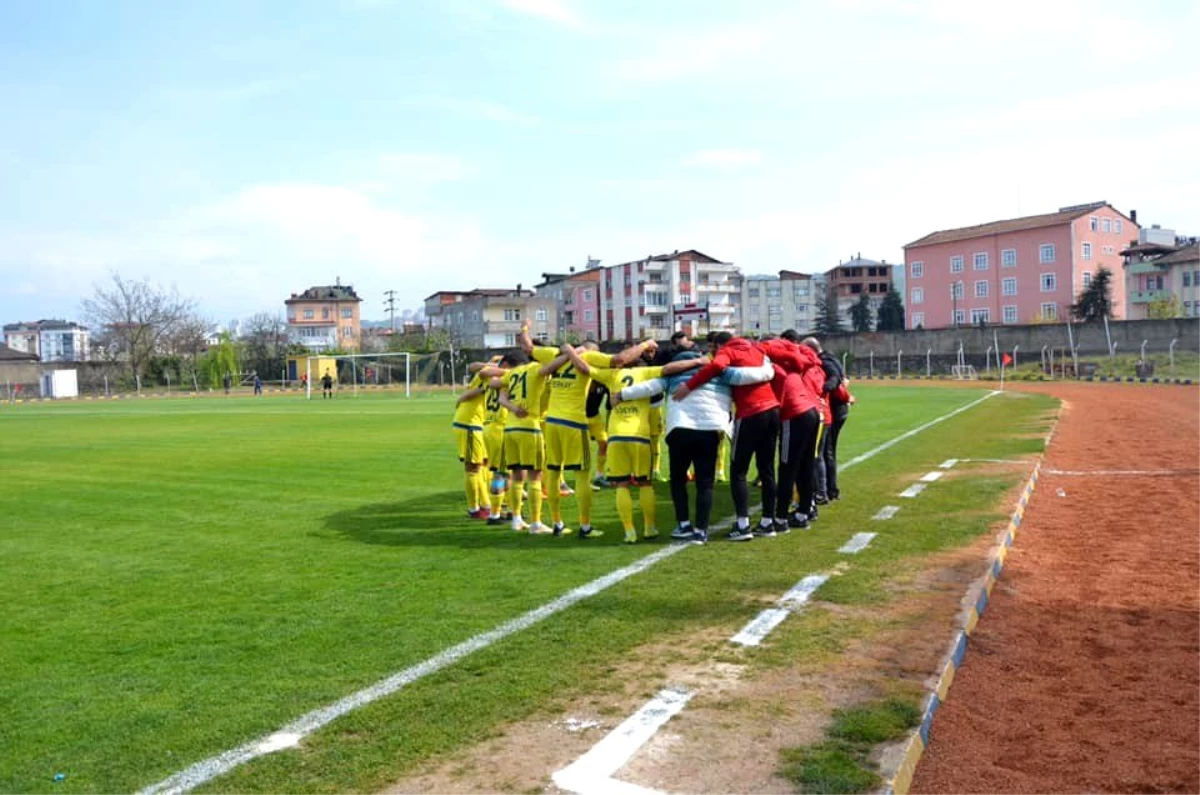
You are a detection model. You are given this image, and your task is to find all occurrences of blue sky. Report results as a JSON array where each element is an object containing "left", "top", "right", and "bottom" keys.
[{"left": 2, "top": 0, "right": 1197, "bottom": 326}]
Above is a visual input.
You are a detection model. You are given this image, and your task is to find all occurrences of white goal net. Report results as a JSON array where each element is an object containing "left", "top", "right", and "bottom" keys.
[{"left": 951, "top": 364, "right": 978, "bottom": 381}]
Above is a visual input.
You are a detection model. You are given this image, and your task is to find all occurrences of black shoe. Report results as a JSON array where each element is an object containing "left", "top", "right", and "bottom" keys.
[
  {"left": 788, "top": 512, "right": 809, "bottom": 529},
  {"left": 727, "top": 527, "right": 754, "bottom": 542},
  {"left": 752, "top": 521, "right": 776, "bottom": 538},
  {"left": 808, "top": 505, "right": 819, "bottom": 521},
  {"left": 774, "top": 519, "right": 791, "bottom": 535},
  {"left": 486, "top": 516, "right": 506, "bottom": 526},
  {"left": 829, "top": 490, "right": 840, "bottom": 501},
  {"left": 814, "top": 494, "right": 829, "bottom": 505}
]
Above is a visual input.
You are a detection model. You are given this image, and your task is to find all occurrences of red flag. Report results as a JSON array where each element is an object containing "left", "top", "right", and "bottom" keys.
[{"left": 1002, "top": 353, "right": 1013, "bottom": 366}]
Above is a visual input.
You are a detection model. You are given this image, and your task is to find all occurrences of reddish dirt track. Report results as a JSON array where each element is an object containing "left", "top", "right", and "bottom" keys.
[{"left": 911, "top": 383, "right": 1200, "bottom": 794}]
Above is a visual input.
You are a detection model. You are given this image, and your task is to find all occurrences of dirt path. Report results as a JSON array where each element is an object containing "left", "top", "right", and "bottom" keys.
[{"left": 911, "top": 383, "right": 1200, "bottom": 794}]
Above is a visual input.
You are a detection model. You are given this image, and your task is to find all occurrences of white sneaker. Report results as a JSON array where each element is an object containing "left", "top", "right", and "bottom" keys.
[
  {"left": 512, "top": 517, "right": 530, "bottom": 532},
  {"left": 529, "top": 522, "right": 553, "bottom": 535}
]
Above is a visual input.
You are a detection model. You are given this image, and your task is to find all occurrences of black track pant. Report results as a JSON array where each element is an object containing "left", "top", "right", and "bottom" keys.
[
  {"left": 776, "top": 408, "right": 820, "bottom": 519},
  {"left": 666, "top": 428, "right": 721, "bottom": 530},
  {"left": 823, "top": 415, "right": 847, "bottom": 498},
  {"left": 730, "top": 408, "right": 780, "bottom": 519}
]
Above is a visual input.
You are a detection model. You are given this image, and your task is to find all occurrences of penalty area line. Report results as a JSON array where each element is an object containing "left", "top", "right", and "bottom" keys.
[{"left": 140, "top": 389, "right": 1001, "bottom": 795}]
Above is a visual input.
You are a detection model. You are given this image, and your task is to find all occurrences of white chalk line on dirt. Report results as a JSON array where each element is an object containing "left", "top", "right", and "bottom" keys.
[
  {"left": 1044, "top": 468, "right": 1199, "bottom": 477},
  {"left": 730, "top": 574, "right": 830, "bottom": 647},
  {"left": 140, "top": 390, "right": 1001, "bottom": 795}
]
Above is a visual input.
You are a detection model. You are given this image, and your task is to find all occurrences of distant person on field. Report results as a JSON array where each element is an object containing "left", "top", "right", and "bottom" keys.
[
  {"left": 223, "top": 372, "right": 232, "bottom": 395},
  {"left": 253, "top": 373, "right": 263, "bottom": 396},
  {"left": 321, "top": 370, "right": 334, "bottom": 399}
]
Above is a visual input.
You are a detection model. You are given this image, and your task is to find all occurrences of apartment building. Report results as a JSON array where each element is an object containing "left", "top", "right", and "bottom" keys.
[
  {"left": 534, "top": 264, "right": 602, "bottom": 341},
  {"left": 423, "top": 288, "right": 557, "bottom": 348},
  {"left": 825, "top": 256, "right": 901, "bottom": 323},
  {"left": 741, "top": 270, "right": 824, "bottom": 335},
  {"left": 600, "top": 250, "right": 741, "bottom": 342},
  {"left": 285, "top": 282, "right": 363, "bottom": 351},
  {"left": 2, "top": 319, "right": 90, "bottom": 362},
  {"left": 1122, "top": 226, "right": 1200, "bottom": 319},
  {"left": 903, "top": 201, "right": 1135, "bottom": 329}
]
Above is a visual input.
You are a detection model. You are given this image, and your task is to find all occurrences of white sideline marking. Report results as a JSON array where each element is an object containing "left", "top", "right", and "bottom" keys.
[
  {"left": 899, "top": 484, "right": 926, "bottom": 498},
  {"left": 839, "top": 533, "right": 876, "bottom": 554},
  {"left": 1045, "top": 468, "right": 1198, "bottom": 477},
  {"left": 920, "top": 471, "right": 944, "bottom": 482},
  {"left": 731, "top": 574, "right": 829, "bottom": 646},
  {"left": 873, "top": 506, "right": 900, "bottom": 520},
  {"left": 139, "top": 545, "right": 688, "bottom": 795},
  {"left": 141, "top": 390, "right": 1000, "bottom": 794},
  {"left": 940, "top": 458, "right": 959, "bottom": 469},
  {"left": 552, "top": 688, "right": 692, "bottom": 795}
]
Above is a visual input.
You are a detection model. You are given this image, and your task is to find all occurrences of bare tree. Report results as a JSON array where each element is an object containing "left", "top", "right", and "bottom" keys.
[
  {"left": 80, "top": 272, "right": 196, "bottom": 381},
  {"left": 240, "top": 312, "right": 288, "bottom": 379}
]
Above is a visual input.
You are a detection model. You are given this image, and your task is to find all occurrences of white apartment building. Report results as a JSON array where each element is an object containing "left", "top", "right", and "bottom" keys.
[
  {"left": 3, "top": 319, "right": 90, "bottom": 362},
  {"left": 599, "top": 250, "right": 741, "bottom": 341},
  {"left": 741, "top": 270, "right": 825, "bottom": 335}
]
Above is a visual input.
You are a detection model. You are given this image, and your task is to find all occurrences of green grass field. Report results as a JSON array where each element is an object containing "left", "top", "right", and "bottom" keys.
[{"left": 0, "top": 385, "right": 1057, "bottom": 793}]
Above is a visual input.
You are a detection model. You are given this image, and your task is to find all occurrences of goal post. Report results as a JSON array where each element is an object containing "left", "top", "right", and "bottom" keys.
[
  {"left": 304, "top": 352, "right": 416, "bottom": 399},
  {"left": 951, "top": 364, "right": 978, "bottom": 381}
]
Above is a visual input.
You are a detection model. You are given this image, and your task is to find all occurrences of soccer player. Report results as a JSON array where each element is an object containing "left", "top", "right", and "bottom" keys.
[
  {"left": 497, "top": 351, "right": 550, "bottom": 532},
  {"left": 452, "top": 360, "right": 508, "bottom": 519},
  {"left": 520, "top": 325, "right": 656, "bottom": 539},
  {"left": 586, "top": 380, "right": 611, "bottom": 490}
]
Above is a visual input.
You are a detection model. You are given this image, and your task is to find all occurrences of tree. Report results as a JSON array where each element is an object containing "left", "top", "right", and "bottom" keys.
[
  {"left": 849, "top": 293, "right": 873, "bottom": 332},
  {"left": 1070, "top": 267, "right": 1114, "bottom": 321},
  {"left": 199, "top": 332, "right": 240, "bottom": 389},
  {"left": 876, "top": 289, "right": 906, "bottom": 331},
  {"left": 813, "top": 282, "right": 844, "bottom": 335},
  {"left": 1148, "top": 294, "right": 1182, "bottom": 319},
  {"left": 81, "top": 272, "right": 196, "bottom": 381},
  {"left": 240, "top": 312, "right": 288, "bottom": 380}
]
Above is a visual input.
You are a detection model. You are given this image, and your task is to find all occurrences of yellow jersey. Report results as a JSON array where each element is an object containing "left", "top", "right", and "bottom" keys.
[
  {"left": 483, "top": 379, "right": 508, "bottom": 427},
  {"left": 452, "top": 372, "right": 487, "bottom": 429},
  {"left": 592, "top": 366, "right": 663, "bottom": 441},
  {"left": 531, "top": 346, "right": 614, "bottom": 429},
  {"left": 501, "top": 361, "right": 549, "bottom": 431}
]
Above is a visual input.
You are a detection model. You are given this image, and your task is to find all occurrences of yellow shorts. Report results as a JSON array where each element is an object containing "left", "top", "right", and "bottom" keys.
[
  {"left": 588, "top": 413, "right": 608, "bottom": 444},
  {"left": 454, "top": 424, "right": 485, "bottom": 466},
  {"left": 483, "top": 424, "right": 505, "bottom": 471},
  {"left": 648, "top": 404, "right": 664, "bottom": 438},
  {"left": 544, "top": 420, "right": 591, "bottom": 471},
  {"left": 503, "top": 427, "right": 545, "bottom": 471},
  {"left": 606, "top": 438, "right": 652, "bottom": 483}
]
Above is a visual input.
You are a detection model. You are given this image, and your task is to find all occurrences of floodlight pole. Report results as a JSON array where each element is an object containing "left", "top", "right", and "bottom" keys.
[
  {"left": 405, "top": 352, "right": 411, "bottom": 399},
  {"left": 925, "top": 348, "right": 931, "bottom": 378},
  {"left": 1170, "top": 338, "right": 1178, "bottom": 374},
  {"left": 896, "top": 350, "right": 902, "bottom": 379}
]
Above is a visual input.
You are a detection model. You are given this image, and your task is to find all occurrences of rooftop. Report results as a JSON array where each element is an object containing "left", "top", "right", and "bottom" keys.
[{"left": 905, "top": 202, "right": 1132, "bottom": 248}]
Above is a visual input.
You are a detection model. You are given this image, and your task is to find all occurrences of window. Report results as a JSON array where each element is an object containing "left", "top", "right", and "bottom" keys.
[
  {"left": 766, "top": 286, "right": 782, "bottom": 298},
  {"left": 1040, "top": 244, "right": 1056, "bottom": 263},
  {"left": 911, "top": 261, "right": 924, "bottom": 278},
  {"left": 1041, "top": 303, "right": 1058, "bottom": 320},
  {"left": 504, "top": 333, "right": 516, "bottom": 346},
  {"left": 1082, "top": 272, "right": 1092, "bottom": 288},
  {"left": 970, "top": 308, "right": 990, "bottom": 324},
  {"left": 1002, "top": 248, "right": 1017, "bottom": 268},
  {"left": 1002, "top": 277, "right": 1017, "bottom": 296},
  {"left": 584, "top": 309, "right": 593, "bottom": 321},
  {"left": 581, "top": 289, "right": 593, "bottom": 302},
  {"left": 912, "top": 312, "right": 925, "bottom": 328},
  {"left": 911, "top": 287, "right": 924, "bottom": 304},
  {"left": 749, "top": 305, "right": 760, "bottom": 319},
  {"left": 341, "top": 308, "right": 353, "bottom": 318},
  {"left": 973, "top": 252, "right": 989, "bottom": 270},
  {"left": 1003, "top": 305, "right": 1018, "bottom": 324},
  {"left": 1041, "top": 272, "right": 1057, "bottom": 292},
  {"left": 793, "top": 283, "right": 810, "bottom": 298},
  {"left": 1115, "top": 219, "right": 1123, "bottom": 235},
  {"left": 503, "top": 308, "right": 522, "bottom": 321},
  {"left": 1102, "top": 218, "right": 1111, "bottom": 233},
  {"left": 1082, "top": 242, "right": 1092, "bottom": 260},
  {"left": 322, "top": 308, "right": 330, "bottom": 319},
  {"left": 953, "top": 309, "right": 966, "bottom": 325},
  {"left": 535, "top": 308, "right": 548, "bottom": 321},
  {"left": 1184, "top": 271, "right": 1192, "bottom": 287},
  {"left": 950, "top": 255, "right": 964, "bottom": 273},
  {"left": 303, "top": 309, "right": 314, "bottom": 319},
  {"left": 1089, "top": 216, "right": 1098, "bottom": 231},
  {"left": 748, "top": 286, "right": 760, "bottom": 298},
  {"left": 342, "top": 325, "right": 353, "bottom": 338},
  {"left": 951, "top": 281, "right": 964, "bottom": 300},
  {"left": 649, "top": 315, "right": 666, "bottom": 328},
  {"left": 975, "top": 280, "right": 989, "bottom": 297}
]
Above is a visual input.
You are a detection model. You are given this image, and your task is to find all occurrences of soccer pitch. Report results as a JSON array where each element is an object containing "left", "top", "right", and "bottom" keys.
[{"left": 0, "top": 386, "right": 1056, "bottom": 793}]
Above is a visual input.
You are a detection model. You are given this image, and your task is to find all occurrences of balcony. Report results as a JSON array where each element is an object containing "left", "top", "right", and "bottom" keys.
[
  {"left": 642, "top": 304, "right": 668, "bottom": 314},
  {"left": 1126, "top": 261, "right": 1169, "bottom": 276},
  {"left": 696, "top": 283, "right": 738, "bottom": 294},
  {"left": 707, "top": 303, "right": 737, "bottom": 314},
  {"left": 1129, "top": 289, "right": 1172, "bottom": 304}
]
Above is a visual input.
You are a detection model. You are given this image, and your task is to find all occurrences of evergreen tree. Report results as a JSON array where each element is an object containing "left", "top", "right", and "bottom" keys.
[
  {"left": 876, "top": 289, "right": 906, "bottom": 331},
  {"left": 1070, "top": 267, "right": 1114, "bottom": 321},
  {"left": 849, "top": 292, "right": 873, "bottom": 332},
  {"left": 813, "top": 282, "right": 844, "bottom": 335}
]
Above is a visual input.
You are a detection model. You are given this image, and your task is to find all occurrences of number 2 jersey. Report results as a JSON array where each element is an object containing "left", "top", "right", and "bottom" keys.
[{"left": 591, "top": 366, "right": 663, "bottom": 442}]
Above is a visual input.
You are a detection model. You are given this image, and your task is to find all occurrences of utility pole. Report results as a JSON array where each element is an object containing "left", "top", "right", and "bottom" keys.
[{"left": 384, "top": 290, "right": 398, "bottom": 331}]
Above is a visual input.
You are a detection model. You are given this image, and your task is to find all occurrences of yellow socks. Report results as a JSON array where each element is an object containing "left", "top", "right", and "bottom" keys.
[
  {"left": 530, "top": 482, "right": 544, "bottom": 525},
  {"left": 639, "top": 486, "right": 657, "bottom": 537}
]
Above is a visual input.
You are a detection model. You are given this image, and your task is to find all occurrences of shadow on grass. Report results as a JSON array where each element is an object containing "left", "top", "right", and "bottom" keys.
[{"left": 322, "top": 491, "right": 667, "bottom": 551}]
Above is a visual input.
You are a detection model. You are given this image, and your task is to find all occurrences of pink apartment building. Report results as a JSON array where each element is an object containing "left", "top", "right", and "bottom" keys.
[
  {"left": 533, "top": 267, "right": 602, "bottom": 341},
  {"left": 903, "top": 202, "right": 1136, "bottom": 329}
]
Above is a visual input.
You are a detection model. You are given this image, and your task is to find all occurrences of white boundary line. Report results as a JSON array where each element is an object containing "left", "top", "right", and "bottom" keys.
[
  {"left": 920, "top": 471, "right": 944, "bottom": 482},
  {"left": 732, "top": 574, "right": 830, "bottom": 647},
  {"left": 839, "top": 533, "right": 877, "bottom": 554},
  {"left": 140, "top": 389, "right": 1002, "bottom": 794},
  {"left": 899, "top": 484, "right": 926, "bottom": 498},
  {"left": 873, "top": 506, "right": 900, "bottom": 520}
]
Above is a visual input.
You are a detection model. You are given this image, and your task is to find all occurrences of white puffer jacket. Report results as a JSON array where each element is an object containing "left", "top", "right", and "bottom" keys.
[{"left": 620, "top": 354, "right": 774, "bottom": 438}]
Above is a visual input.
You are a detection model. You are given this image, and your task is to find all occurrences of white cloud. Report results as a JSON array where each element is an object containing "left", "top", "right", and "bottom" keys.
[
  {"left": 417, "top": 96, "right": 540, "bottom": 126},
  {"left": 682, "top": 149, "right": 763, "bottom": 169},
  {"left": 613, "top": 21, "right": 776, "bottom": 82},
  {"left": 499, "top": 0, "right": 582, "bottom": 28},
  {"left": 377, "top": 153, "right": 474, "bottom": 185}
]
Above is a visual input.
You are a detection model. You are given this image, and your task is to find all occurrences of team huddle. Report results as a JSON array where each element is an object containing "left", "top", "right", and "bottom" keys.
[{"left": 451, "top": 325, "right": 852, "bottom": 544}]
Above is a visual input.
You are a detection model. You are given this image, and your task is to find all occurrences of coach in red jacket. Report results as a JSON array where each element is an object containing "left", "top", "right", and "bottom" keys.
[{"left": 673, "top": 332, "right": 818, "bottom": 541}]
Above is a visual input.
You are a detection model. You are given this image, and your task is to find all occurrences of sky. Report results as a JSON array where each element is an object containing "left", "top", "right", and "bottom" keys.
[{"left": 1, "top": 0, "right": 1197, "bottom": 328}]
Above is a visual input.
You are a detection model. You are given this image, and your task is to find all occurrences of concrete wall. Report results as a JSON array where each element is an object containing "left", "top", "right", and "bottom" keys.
[{"left": 821, "top": 318, "right": 1199, "bottom": 364}]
